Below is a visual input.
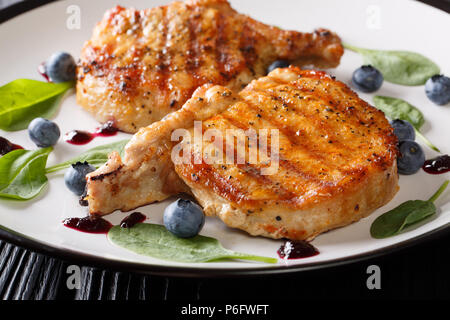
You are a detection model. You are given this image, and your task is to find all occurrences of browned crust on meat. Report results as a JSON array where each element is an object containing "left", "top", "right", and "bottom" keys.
[
  {"left": 188, "top": 162, "right": 398, "bottom": 240},
  {"left": 175, "top": 67, "right": 398, "bottom": 211},
  {"left": 85, "top": 66, "right": 398, "bottom": 240},
  {"left": 85, "top": 84, "right": 239, "bottom": 215},
  {"left": 76, "top": 0, "right": 343, "bottom": 133},
  {"left": 172, "top": 67, "right": 398, "bottom": 239}
]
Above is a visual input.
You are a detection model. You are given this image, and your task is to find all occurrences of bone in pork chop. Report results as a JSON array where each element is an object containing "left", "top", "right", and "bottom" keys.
[
  {"left": 76, "top": 0, "right": 343, "bottom": 133},
  {"left": 86, "top": 67, "right": 398, "bottom": 240}
]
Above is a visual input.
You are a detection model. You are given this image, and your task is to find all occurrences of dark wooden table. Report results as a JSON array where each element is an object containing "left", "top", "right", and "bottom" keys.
[
  {"left": 2, "top": 232, "right": 450, "bottom": 300},
  {"left": 0, "top": 0, "right": 449, "bottom": 301}
]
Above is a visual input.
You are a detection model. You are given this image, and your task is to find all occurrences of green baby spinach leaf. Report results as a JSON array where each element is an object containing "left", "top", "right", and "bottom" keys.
[
  {"left": 373, "top": 95, "right": 424, "bottom": 128},
  {"left": 371, "top": 180, "right": 449, "bottom": 239},
  {"left": 108, "top": 223, "right": 278, "bottom": 264},
  {"left": 344, "top": 43, "right": 440, "bottom": 86},
  {"left": 0, "top": 147, "right": 52, "bottom": 200},
  {"left": 0, "top": 79, "right": 73, "bottom": 131},
  {"left": 370, "top": 201, "right": 435, "bottom": 239},
  {"left": 45, "top": 139, "right": 129, "bottom": 173},
  {"left": 373, "top": 95, "right": 440, "bottom": 152}
]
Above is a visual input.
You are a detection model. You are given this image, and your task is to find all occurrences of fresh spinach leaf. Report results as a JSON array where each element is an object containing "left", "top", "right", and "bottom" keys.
[
  {"left": 45, "top": 139, "right": 129, "bottom": 173},
  {"left": 373, "top": 96, "right": 424, "bottom": 128},
  {"left": 373, "top": 95, "right": 440, "bottom": 152},
  {"left": 108, "top": 223, "right": 278, "bottom": 264},
  {"left": 371, "top": 180, "right": 449, "bottom": 238},
  {"left": 344, "top": 43, "right": 440, "bottom": 86},
  {"left": 0, "top": 147, "right": 52, "bottom": 200},
  {"left": 0, "top": 79, "right": 73, "bottom": 131},
  {"left": 370, "top": 200, "right": 435, "bottom": 238}
]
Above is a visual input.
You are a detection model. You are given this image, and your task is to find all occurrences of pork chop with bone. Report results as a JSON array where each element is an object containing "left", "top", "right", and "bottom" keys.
[
  {"left": 86, "top": 67, "right": 399, "bottom": 240},
  {"left": 76, "top": 0, "right": 343, "bottom": 133}
]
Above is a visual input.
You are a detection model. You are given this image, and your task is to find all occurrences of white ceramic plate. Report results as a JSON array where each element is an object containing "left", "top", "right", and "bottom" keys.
[{"left": 0, "top": 0, "right": 449, "bottom": 276}]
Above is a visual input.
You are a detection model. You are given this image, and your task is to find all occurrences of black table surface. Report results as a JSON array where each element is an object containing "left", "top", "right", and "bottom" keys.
[{"left": 0, "top": 0, "right": 449, "bottom": 301}]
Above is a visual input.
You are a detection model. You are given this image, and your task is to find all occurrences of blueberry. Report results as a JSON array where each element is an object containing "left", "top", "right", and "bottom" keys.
[
  {"left": 45, "top": 51, "right": 76, "bottom": 83},
  {"left": 390, "top": 119, "right": 415, "bottom": 142},
  {"left": 267, "top": 60, "right": 290, "bottom": 74},
  {"left": 425, "top": 75, "right": 450, "bottom": 105},
  {"left": 28, "top": 117, "right": 60, "bottom": 148},
  {"left": 163, "top": 199, "right": 205, "bottom": 238},
  {"left": 64, "top": 162, "right": 96, "bottom": 196},
  {"left": 352, "top": 65, "right": 383, "bottom": 93},
  {"left": 397, "top": 140, "right": 425, "bottom": 175}
]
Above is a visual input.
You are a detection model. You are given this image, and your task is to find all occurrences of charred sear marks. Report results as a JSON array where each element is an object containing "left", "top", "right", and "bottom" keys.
[
  {"left": 175, "top": 68, "right": 398, "bottom": 211},
  {"left": 76, "top": 1, "right": 344, "bottom": 133},
  {"left": 89, "top": 166, "right": 123, "bottom": 182}
]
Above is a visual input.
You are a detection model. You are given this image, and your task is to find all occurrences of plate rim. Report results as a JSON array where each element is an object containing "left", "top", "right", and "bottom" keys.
[
  {"left": 1, "top": 221, "right": 449, "bottom": 278},
  {"left": 0, "top": 0, "right": 449, "bottom": 278}
]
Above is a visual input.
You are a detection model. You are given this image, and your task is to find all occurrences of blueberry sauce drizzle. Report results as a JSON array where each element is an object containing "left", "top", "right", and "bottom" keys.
[
  {"left": 277, "top": 240, "right": 319, "bottom": 259},
  {"left": 120, "top": 212, "right": 146, "bottom": 228},
  {"left": 63, "top": 216, "right": 112, "bottom": 234},
  {"left": 38, "top": 62, "right": 50, "bottom": 82},
  {"left": 64, "top": 121, "right": 118, "bottom": 145},
  {"left": 423, "top": 155, "right": 450, "bottom": 175},
  {"left": 0, "top": 137, "right": 23, "bottom": 156}
]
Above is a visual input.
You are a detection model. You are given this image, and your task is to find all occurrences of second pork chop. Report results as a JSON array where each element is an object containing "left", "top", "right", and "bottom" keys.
[{"left": 76, "top": 0, "right": 343, "bottom": 133}]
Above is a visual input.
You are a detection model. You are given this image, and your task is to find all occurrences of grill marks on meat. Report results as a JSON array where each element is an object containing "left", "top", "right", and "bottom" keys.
[
  {"left": 172, "top": 68, "right": 398, "bottom": 239},
  {"left": 76, "top": 0, "right": 343, "bottom": 133},
  {"left": 86, "top": 67, "right": 398, "bottom": 240},
  {"left": 175, "top": 69, "right": 397, "bottom": 211}
]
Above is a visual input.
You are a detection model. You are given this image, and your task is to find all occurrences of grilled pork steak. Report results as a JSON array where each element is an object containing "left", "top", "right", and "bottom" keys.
[
  {"left": 86, "top": 67, "right": 399, "bottom": 240},
  {"left": 76, "top": 0, "right": 343, "bottom": 133}
]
